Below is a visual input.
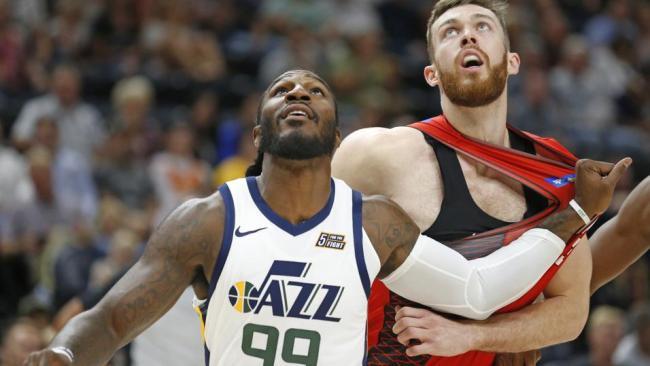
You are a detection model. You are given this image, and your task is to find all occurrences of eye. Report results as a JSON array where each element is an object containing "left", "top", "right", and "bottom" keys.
[
  {"left": 272, "top": 87, "right": 289, "bottom": 97},
  {"left": 310, "top": 87, "right": 324, "bottom": 96},
  {"left": 444, "top": 27, "right": 459, "bottom": 38},
  {"left": 477, "top": 22, "right": 490, "bottom": 31}
]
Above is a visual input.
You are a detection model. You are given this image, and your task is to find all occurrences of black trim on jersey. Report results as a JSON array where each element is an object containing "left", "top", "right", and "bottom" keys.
[
  {"left": 352, "top": 190, "right": 371, "bottom": 298},
  {"left": 422, "top": 130, "right": 548, "bottom": 242}
]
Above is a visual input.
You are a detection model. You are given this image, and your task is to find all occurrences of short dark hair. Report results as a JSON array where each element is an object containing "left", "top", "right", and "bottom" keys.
[{"left": 426, "top": 0, "right": 510, "bottom": 63}]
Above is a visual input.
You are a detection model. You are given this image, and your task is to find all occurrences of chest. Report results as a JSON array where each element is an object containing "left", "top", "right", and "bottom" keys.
[
  {"left": 458, "top": 154, "right": 527, "bottom": 222},
  {"left": 386, "top": 144, "right": 527, "bottom": 231}
]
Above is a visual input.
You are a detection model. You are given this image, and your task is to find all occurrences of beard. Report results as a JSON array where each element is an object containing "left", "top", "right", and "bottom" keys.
[
  {"left": 259, "top": 117, "right": 337, "bottom": 160},
  {"left": 437, "top": 51, "right": 508, "bottom": 107}
]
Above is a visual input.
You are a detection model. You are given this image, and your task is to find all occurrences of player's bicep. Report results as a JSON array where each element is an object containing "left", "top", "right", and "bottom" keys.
[
  {"left": 543, "top": 236, "right": 591, "bottom": 321},
  {"left": 362, "top": 195, "right": 420, "bottom": 278}
]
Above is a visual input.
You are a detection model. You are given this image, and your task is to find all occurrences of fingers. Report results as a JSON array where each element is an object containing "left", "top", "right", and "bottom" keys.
[
  {"left": 395, "top": 306, "right": 432, "bottom": 321},
  {"left": 576, "top": 159, "right": 614, "bottom": 176},
  {"left": 405, "top": 343, "right": 430, "bottom": 357},
  {"left": 396, "top": 326, "right": 425, "bottom": 346},
  {"left": 603, "top": 157, "right": 632, "bottom": 186},
  {"left": 393, "top": 316, "right": 427, "bottom": 334}
]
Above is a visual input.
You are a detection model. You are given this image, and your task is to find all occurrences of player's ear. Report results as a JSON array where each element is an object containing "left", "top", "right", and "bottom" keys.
[
  {"left": 253, "top": 125, "right": 262, "bottom": 149},
  {"left": 507, "top": 52, "right": 521, "bottom": 76},
  {"left": 424, "top": 64, "right": 440, "bottom": 87}
]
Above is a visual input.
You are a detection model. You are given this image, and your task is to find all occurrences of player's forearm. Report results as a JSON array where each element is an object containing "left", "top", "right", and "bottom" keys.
[
  {"left": 467, "top": 294, "right": 589, "bottom": 352},
  {"left": 383, "top": 229, "right": 565, "bottom": 320},
  {"left": 49, "top": 307, "right": 122, "bottom": 365},
  {"left": 590, "top": 216, "right": 649, "bottom": 293},
  {"left": 537, "top": 207, "right": 586, "bottom": 242}
]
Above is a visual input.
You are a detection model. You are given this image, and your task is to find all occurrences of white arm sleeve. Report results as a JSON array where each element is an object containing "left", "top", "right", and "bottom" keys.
[{"left": 381, "top": 228, "right": 565, "bottom": 320}]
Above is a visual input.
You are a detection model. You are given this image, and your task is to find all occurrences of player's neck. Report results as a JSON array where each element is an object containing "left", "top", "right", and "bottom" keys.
[
  {"left": 441, "top": 91, "right": 509, "bottom": 147},
  {"left": 258, "top": 155, "right": 333, "bottom": 225}
]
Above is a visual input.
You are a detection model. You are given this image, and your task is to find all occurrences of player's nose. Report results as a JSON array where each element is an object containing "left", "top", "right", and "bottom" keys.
[
  {"left": 285, "top": 85, "right": 311, "bottom": 102},
  {"left": 460, "top": 27, "right": 478, "bottom": 47}
]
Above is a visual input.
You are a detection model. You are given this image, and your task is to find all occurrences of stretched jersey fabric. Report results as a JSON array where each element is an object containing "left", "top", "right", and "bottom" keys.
[
  {"left": 367, "top": 115, "right": 592, "bottom": 366},
  {"left": 201, "top": 177, "right": 380, "bottom": 366}
]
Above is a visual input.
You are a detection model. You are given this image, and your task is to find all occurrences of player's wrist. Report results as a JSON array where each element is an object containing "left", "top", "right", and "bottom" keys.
[{"left": 461, "top": 322, "right": 487, "bottom": 351}]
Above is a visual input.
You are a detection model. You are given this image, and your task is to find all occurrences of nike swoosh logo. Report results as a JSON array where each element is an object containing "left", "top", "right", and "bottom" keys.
[{"left": 235, "top": 226, "right": 268, "bottom": 237}]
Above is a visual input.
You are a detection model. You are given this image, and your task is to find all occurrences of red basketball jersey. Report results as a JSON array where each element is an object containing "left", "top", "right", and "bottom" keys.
[{"left": 367, "top": 115, "right": 590, "bottom": 366}]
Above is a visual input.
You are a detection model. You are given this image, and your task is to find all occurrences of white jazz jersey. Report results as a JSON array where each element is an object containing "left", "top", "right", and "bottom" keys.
[{"left": 200, "top": 177, "right": 381, "bottom": 366}]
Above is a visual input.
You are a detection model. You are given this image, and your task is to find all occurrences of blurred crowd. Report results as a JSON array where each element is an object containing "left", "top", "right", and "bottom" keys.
[{"left": 0, "top": 0, "right": 648, "bottom": 365}]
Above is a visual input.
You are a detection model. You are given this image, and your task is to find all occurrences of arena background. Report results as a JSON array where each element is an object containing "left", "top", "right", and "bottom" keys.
[{"left": 0, "top": 0, "right": 649, "bottom": 364}]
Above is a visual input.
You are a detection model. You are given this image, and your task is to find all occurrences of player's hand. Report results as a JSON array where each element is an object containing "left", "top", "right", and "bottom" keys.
[
  {"left": 493, "top": 350, "right": 541, "bottom": 366},
  {"left": 392, "top": 306, "right": 474, "bottom": 357},
  {"left": 23, "top": 349, "right": 72, "bottom": 366},
  {"left": 574, "top": 157, "right": 632, "bottom": 217}
]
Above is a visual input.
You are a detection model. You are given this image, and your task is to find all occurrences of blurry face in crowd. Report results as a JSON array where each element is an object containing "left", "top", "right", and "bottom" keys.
[
  {"left": 0, "top": 322, "right": 45, "bottom": 366},
  {"left": 587, "top": 319, "right": 624, "bottom": 357},
  {"left": 255, "top": 71, "right": 340, "bottom": 161},
  {"left": 424, "top": 4, "right": 520, "bottom": 107},
  {"left": 167, "top": 124, "right": 195, "bottom": 157},
  {"left": 52, "top": 68, "right": 80, "bottom": 107},
  {"left": 191, "top": 93, "right": 218, "bottom": 129},
  {"left": 119, "top": 98, "right": 150, "bottom": 130},
  {"left": 34, "top": 117, "right": 58, "bottom": 151}
]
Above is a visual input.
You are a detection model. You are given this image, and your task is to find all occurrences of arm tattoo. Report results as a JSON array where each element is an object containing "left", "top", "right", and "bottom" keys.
[
  {"left": 50, "top": 194, "right": 225, "bottom": 365},
  {"left": 539, "top": 208, "right": 585, "bottom": 242},
  {"left": 362, "top": 196, "right": 420, "bottom": 278}
]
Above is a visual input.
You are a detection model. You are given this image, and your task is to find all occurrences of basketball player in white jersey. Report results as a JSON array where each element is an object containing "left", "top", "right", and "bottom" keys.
[{"left": 25, "top": 70, "right": 626, "bottom": 366}]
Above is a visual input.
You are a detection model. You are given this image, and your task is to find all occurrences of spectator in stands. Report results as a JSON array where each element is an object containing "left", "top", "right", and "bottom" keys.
[
  {"left": 614, "top": 304, "right": 650, "bottom": 365},
  {"left": 109, "top": 75, "right": 159, "bottom": 160},
  {"left": 95, "top": 128, "right": 155, "bottom": 211},
  {"left": 0, "top": 124, "right": 34, "bottom": 250},
  {"left": 89, "top": 228, "right": 139, "bottom": 290},
  {"left": 555, "top": 306, "right": 625, "bottom": 366},
  {"left": 30, "top": 115, "right": 97, "bottom": 225},
  {"left": 149, "top": 121, "right": 210, "bottom": 224},
  {"left": 190, "top": 91, "right": 220, "bottom": 165},
  {"left": 11, "top": 63, "right": 105, "bottom": 157},
  {"left": 549, "top": 35, "right": 618, "bottom": 132},
  {"left": 212, "top": 126, "right": 256, "bottom": 187},
  {"left": 0, "top": 318, "right": 45, "bottom": 366}
]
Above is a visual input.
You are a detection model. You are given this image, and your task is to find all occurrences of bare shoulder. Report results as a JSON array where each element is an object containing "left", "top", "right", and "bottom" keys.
[
  {"left": 143, "top": 191, "right": 226, "bottom": 279},
  {"left": 333, "top": 126, "right": 431, "bottom": 195},
  {"left": 336, "top": 126, "right": 425, "bottom": 157},
  {"left": 361, "top": 194, "right": 420, "bottom": 277}
]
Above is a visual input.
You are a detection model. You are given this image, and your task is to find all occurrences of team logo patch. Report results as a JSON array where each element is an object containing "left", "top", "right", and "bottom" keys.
[
  {"left": 228, "top": 260, "right": 344, "bottom": 322},
  {"left": 315, "top": 232, "right": 346, "bottom": 250},
  {"left": 545, "top": 174, "right": 576, "bottom": 188}
]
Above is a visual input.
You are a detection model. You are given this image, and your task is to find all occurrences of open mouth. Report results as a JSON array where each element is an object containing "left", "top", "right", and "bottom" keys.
[
  {"left": 280, "top": 103, "right": 316, "bottom": 121},
  {"left": 459, "top": 50, "right": 484, "bottom": 69},
  {"left": 462, "top": 54, "right": 484, "bottom": 68}
]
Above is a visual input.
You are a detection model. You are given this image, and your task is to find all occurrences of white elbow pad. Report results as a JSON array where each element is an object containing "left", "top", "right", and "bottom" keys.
[{"left": 382, "top": 228, "right": 565, "bottom": 320}]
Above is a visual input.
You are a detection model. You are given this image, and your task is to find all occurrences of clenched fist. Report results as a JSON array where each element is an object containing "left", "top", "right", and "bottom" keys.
[{"left": 574, "top": 157, "right": 632, "bottom": 218}]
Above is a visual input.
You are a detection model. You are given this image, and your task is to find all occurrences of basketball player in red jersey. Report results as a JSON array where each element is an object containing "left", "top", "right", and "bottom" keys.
[{"left": 332, "top": 0, "right": 649, "bottom": 365}]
